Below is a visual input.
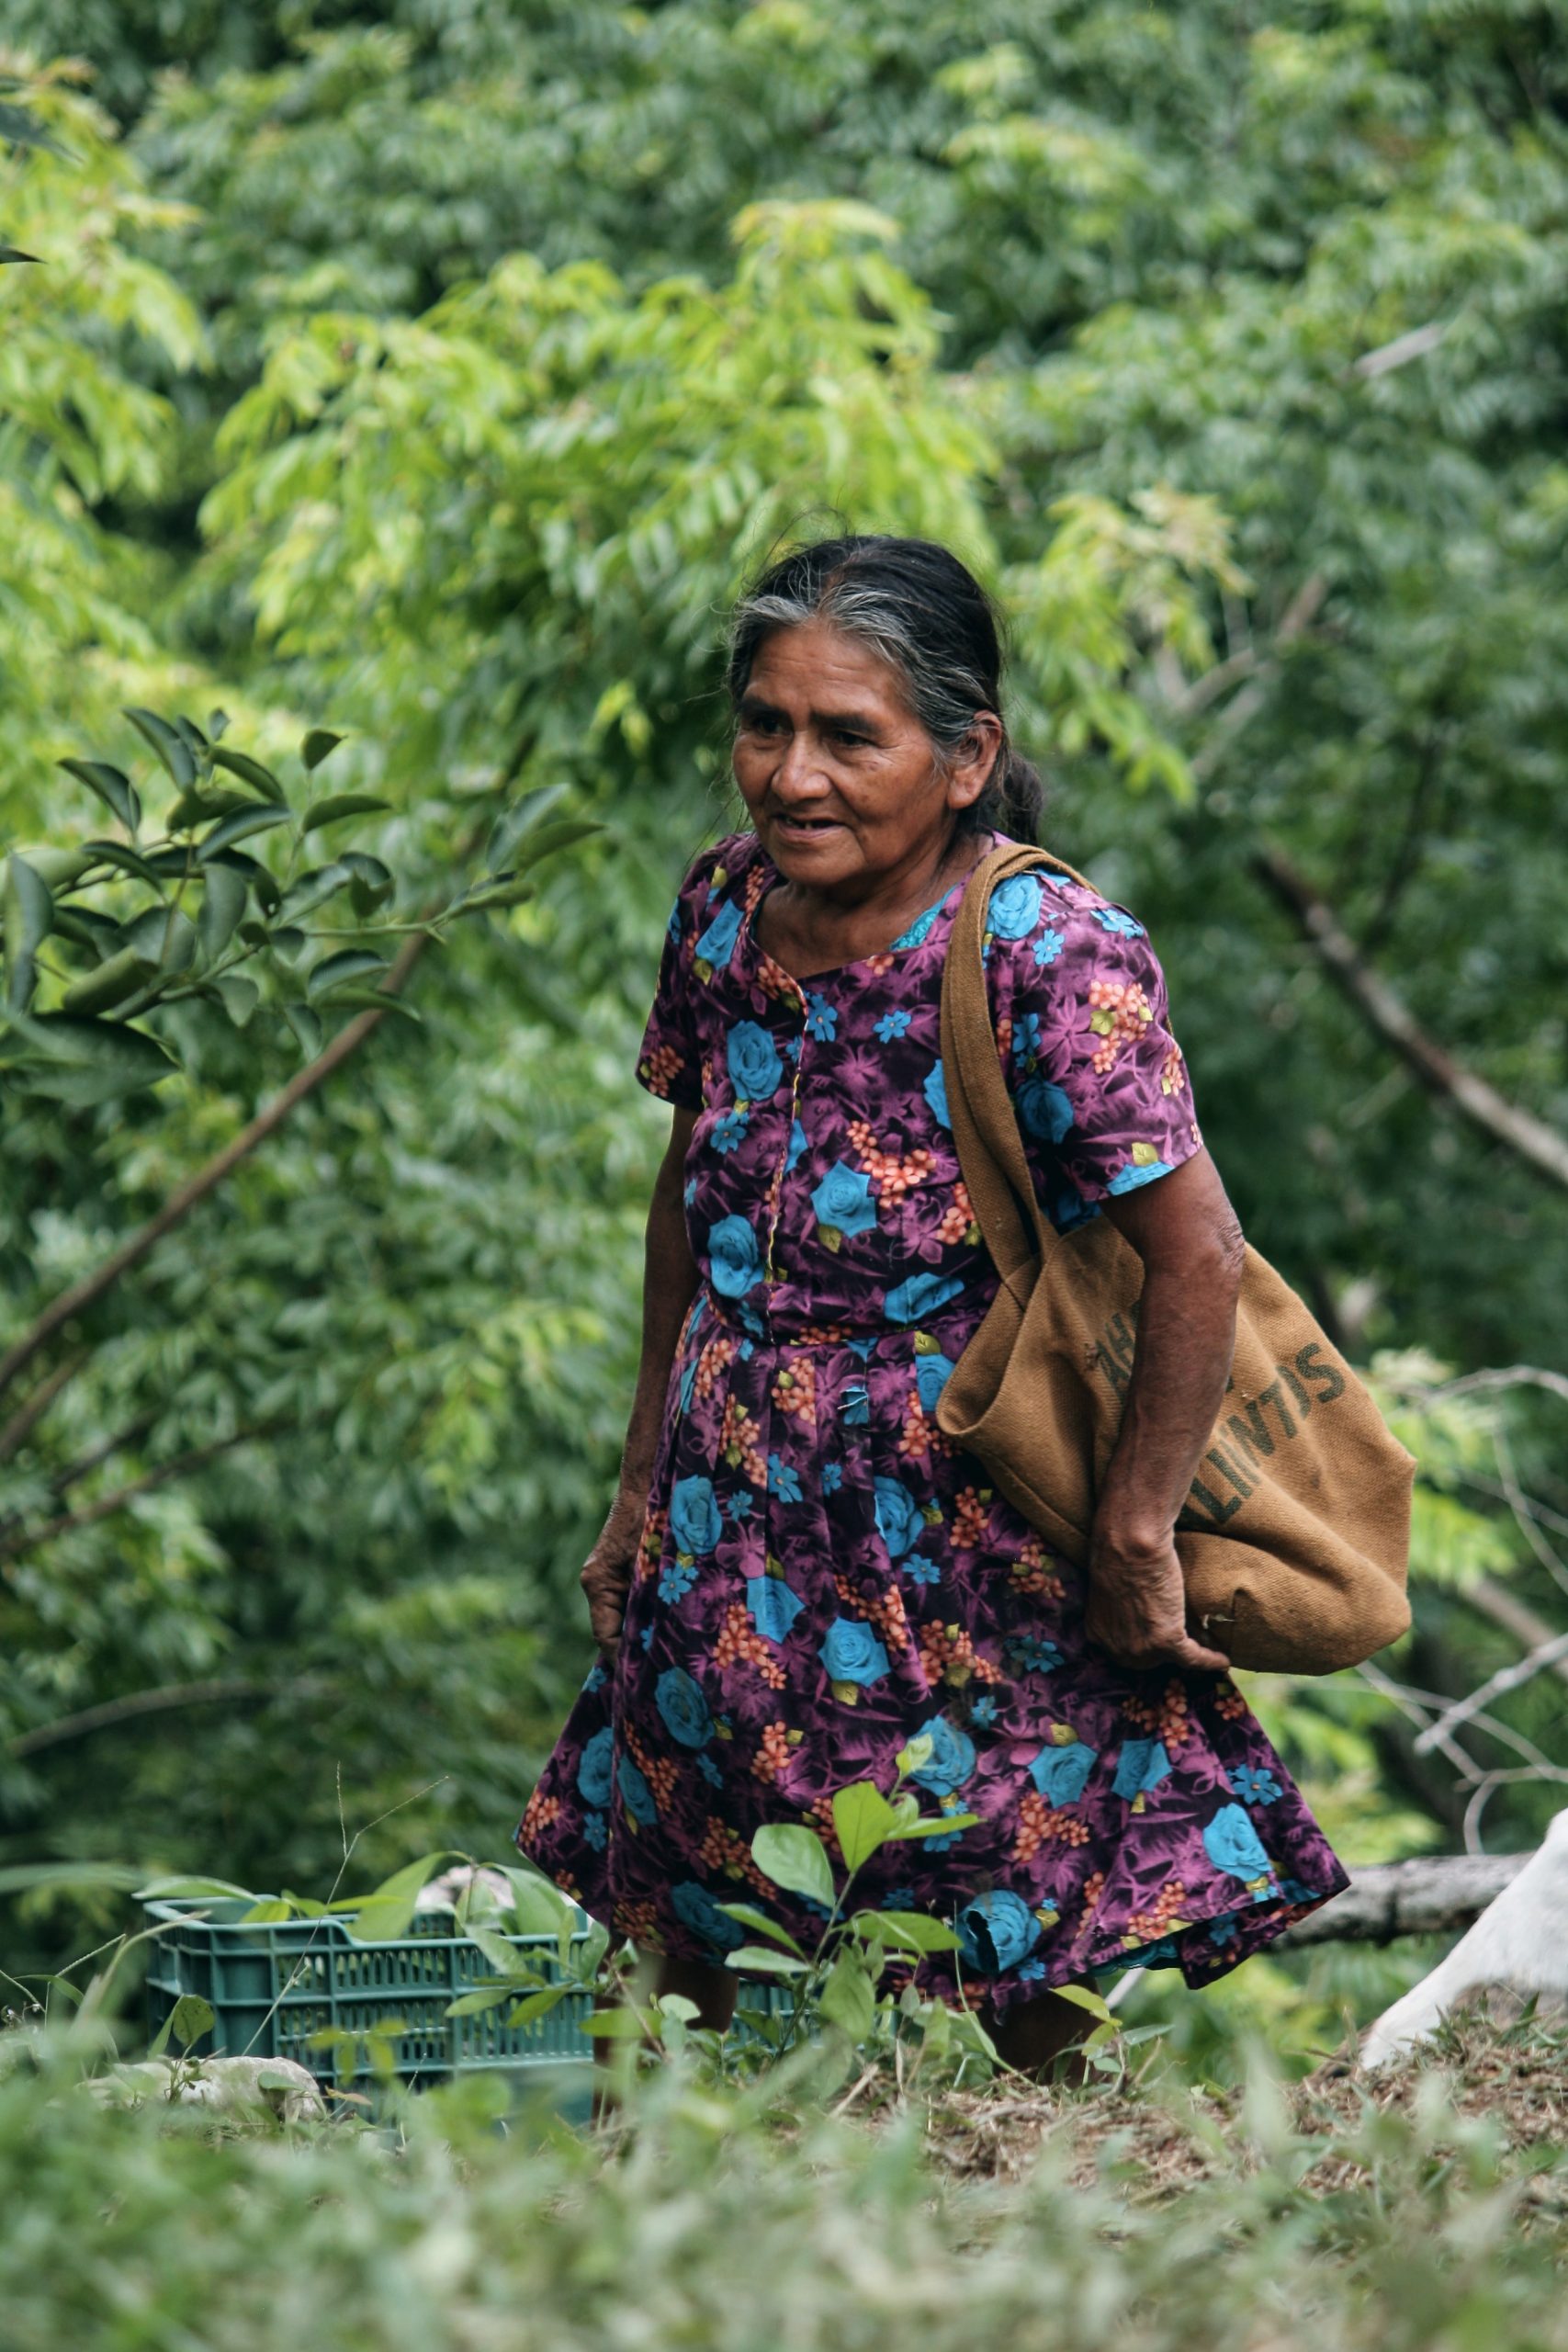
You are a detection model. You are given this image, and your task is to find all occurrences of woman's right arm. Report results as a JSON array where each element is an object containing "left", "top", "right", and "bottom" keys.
[{"left": 581, "top": 1105, "right": 701, "bottom": 1657}]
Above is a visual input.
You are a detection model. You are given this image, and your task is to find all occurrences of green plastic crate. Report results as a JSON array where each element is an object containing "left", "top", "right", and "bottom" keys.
[
  {"left": 141, "top": 1894, "right": 599, "bottom": 2106},
  {"left": 141, "top": 1894, "right": 795, "bottom": 2109}
]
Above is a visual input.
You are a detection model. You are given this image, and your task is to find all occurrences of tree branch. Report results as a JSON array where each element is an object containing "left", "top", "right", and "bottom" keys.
[
  {"left": 1468, "top": 1574, "right": 1568, "bottom": 1682},
  {"left": 1413, "top": 1624, "right": 1568, "bottom": 1755},
  {"left": 0, "top": 932, "right": 427, "bottom": 1409},
  {"left": 1276, "top": 1849, "right": 1528, "bottom": 1948},
  {"left": 1253, "top": 844, "right": 1568, "bottom": 1192},
  {"left": 0, "top": 1351, "right": 89, "bottom": 1465},
  {"left": 6, "top": 1676, "right": 332, "bottom": 1758},
  {"left": 0, "top": 1429, "right": 268, "bottom": 1566}
]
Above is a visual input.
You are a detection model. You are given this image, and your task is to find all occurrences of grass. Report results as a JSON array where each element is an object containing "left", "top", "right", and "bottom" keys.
[{"left": 2, "top": 1989, "right": 1564, "bottom": 2352}]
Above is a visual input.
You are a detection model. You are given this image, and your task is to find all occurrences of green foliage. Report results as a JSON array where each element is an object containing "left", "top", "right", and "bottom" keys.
[{"left": 5, "top": 0, "right": 1568, "bottom": 2003}]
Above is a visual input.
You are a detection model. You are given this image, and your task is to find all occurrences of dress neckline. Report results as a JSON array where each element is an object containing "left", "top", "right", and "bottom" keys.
[{"left": 741, "top": 831, "right": 1000, "bottom": 987}]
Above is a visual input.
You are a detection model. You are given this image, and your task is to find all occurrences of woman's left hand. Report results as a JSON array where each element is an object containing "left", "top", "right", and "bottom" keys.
[{"left": 1085, "top": 1531, "right": 1230, "bottom": 1674}]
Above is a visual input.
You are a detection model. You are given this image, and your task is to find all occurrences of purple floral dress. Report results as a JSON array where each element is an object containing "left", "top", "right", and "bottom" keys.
[{"left": 515, "top": 830, "right": 1347, "bottom": 2010}]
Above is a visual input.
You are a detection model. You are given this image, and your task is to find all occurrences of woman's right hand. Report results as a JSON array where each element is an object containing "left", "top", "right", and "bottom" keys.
[{"left": 580, "top": 1487, "right": 649, "bottom": 1660}]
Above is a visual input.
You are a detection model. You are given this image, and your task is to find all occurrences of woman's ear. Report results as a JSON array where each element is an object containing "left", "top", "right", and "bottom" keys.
[{"left": 945, "top": 712, "right": 1004, "bottom": 810}]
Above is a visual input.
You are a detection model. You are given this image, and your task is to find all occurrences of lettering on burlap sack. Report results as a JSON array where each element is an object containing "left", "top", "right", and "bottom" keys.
[{"left": 1089, "top": 1311, "right": 1348, "bottom": 1529}]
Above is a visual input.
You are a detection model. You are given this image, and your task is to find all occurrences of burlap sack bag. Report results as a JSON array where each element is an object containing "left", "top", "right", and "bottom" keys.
[{"left": 935, "top": 842, "right": 1415, "bottom": 1674}]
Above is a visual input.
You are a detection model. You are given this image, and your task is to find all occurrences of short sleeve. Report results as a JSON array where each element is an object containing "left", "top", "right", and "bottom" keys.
[
  {"left": 986, "top": 868, "right": 1202, "bottom": 1212},
  {"left": 635, "top": 881, "right": 706, "bottom": 1111}
]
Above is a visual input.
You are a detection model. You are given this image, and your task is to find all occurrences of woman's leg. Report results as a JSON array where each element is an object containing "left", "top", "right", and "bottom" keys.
[
  {"left": 592, "top": 1948, "right": 738, "bottom": 2117},
  {"left": 984, "top": 1980, "right": 1096, "bottom": 2084}
]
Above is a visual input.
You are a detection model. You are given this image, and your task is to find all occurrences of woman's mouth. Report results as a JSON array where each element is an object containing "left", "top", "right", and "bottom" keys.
[{"left": 772, "top": 814, "right": 844, "bottom": 841}]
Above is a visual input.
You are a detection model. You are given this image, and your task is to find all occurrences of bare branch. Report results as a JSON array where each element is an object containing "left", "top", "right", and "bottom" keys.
[
  {"left": 1274, "top": 1849, "right": 1527, "bottom": 1948},
  {"left": 1350, "top": 320, "right": 1450, "bottom": 380},
  {"left": 1468, "top": 1575, "right": 1568, "bottom": 1682},
  {"left": 1188, "top": 574, "right": 1327, "bottom": 780},
  {"left": 1439, "top": 1364, "right": 1568, "bottom": 1408},
  {"left": 6, "top": 1676, "right": 332, "bottom": 1758},
  {"left": 1253, "top": 844, "right": 1568, "bottom": 1192},
  {"left": 0, "top": 933, "right": 428, "bottom": 1409},
  {"left": 1414, "top": 1624, "right": 1568, "bottom": 1754}
]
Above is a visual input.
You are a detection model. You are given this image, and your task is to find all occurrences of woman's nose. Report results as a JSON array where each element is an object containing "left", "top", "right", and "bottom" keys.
[{"left": 770, "top": 729, "right": 831, "bottom": 801}]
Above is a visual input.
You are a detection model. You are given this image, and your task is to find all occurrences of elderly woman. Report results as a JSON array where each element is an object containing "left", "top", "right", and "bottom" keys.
[{"left": 516, "top": 535, "right": 1346, "bottom": 2075}]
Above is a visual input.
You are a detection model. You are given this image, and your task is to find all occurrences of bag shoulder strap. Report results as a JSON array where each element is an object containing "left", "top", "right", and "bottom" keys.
[{"left": 940, "top": 842, "right": 1088, "bottom": 1292}]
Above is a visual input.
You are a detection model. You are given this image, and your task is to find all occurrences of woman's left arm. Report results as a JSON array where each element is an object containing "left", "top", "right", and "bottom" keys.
[{"left": 1084, "top": 1147, "right": 1245, "bottom": 1674}]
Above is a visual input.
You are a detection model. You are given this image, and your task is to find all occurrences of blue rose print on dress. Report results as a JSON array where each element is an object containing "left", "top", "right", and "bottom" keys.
[
  {"left": 1016, "top": 1074, "right": 1075, "bottom": 1146},
  {"left": 908, "top": 1715, "right": 976, "bottom": 1796},
  {"left": 727, "top": 1021, "right": 784, "bottom": 1102},
  {"left": 1028, "top": 1737, "right": 1097, "bottom": 1805},
  {"left": 885, "top": 1271, "right": 964, "bottom": 1326},
  {"left": 671, "top": 1881, "right": 745, "bottom": 1950},
  {"left": 1111, "top": 1737, "right": 1171, "bottom": 1802},
  {"left": 576, "top": 1725, "right": 615, "bottom": 1809},
  {"left": 746, "top": 1574, "right": 805, "bottom": 1642},
  {"left": 987, "top": 873, "right": 1043, "bottom": 940},
  {"left": 818, "top": 1617, "right": 890, "bottom": 1690},
  {"left": 956, "top": 1888, "right": 1042, "bottom": 1973},
  {"left": 1228, "top": 1764, "right": 1282, "bottom": 1805},
  {"left": 655, "top": 1668, "right": 714, "bottom": 1748},
  {"left": 617, "top": 1754, "right": 658, "bottom": 1826},
  {"left": 890, "top": 901, "right": 943, "bottom": 950},
  {"left": 873, "top": 1476, "right": 924, "bottom": 1560},
  {"left": 914, "top": 1351, "right": 955, "bottom": 1411},
  {"left": 1202, "top": 1804, "right": 1276, "bottom": 1886},
  {"left": 786, "top": 1117, "right": 809, "bottom": 1170},
  {"left": 694, "top": 898, "right": 743, "bottom": 968},
  {"left": 811, "top": 1160, "right": 879, "bottom": 1238},
  {"left": 922, "top": 1059, "right": 952, "bottom": 1129},
  {"left": 707, "top": 1215, "right": 762, "bottom": 1298},
  {"left": 840, "top": 1380, "right": 871, "bottom": 1423},
  {"left": 669, "top": 1475, "right": 722, "bottom": 1558}
]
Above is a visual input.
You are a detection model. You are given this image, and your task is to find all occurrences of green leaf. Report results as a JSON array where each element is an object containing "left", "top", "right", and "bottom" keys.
[
  {"left": 817, "top": 1949, "right": 876, "bottom": 2042},
  {"left": 198, "top": 865, "right": 248, "bottom": 963},
  {"left": 76, "top": 839, "right": 162, "bottom": 885},
  {"left": 301, "top": 729, "right": 344, "bottom": 771},
  {"left": 279, "top": 864, "right": 352, "bottom": 923},
  {"left": 281, "top": 1002, "right": 323, "bottom": 1060},
  {"left": 584, "top": 2007, "right": 648, "bottom": 2038},
  {"left": 446, "top": 1984, "right": 518, "bottom": 2018},
  {"left": 750, "top": 1823, "right": 835, "bottom": 1906},
  {"left": 169, "top": 1994, "right": 216, "bottom": 2052},
  {"left": 831, "top": 1782, "right": 900, "bottom": 1872},
  {"left": 506, "top": 1984, "right": 570, "bottom": 2029},
  {"left": 59, "top": 947, "right": 157, "bottom": 1017},
  {"left": 1, "top": 1012, "right": 178, "bottom": 1104},
  {"left": 855, "top": 1909, "right": 962, "bottom": 1954},
  {"left": 463, "top": 1922, "right": 538, "bottom": 1979},
  {"left": 208, "top": 709, "right": 231, "bottom": 741},
  {"left": 342, "top": 852, "right": 394, "bottom": 912},
  {"left": 497, "top": 1867, "right": 576, "bottom": 1938},
  {"left": 237, "top": 1899, "right": 294, "bottom": 1924},
  {"left": 0, "top": 246, "right": 39, "bottom": 265},
  {"left": 213, "top": 975, "right": 259, "bottom": 1026},
  {"left": 58, "top": 759, "right": 141, "bottom": 833},
  {"left": 895, "top": 1733, "right": 934, "bottom": 1780},
  {"left": 136, "top": 1875, "right": 258, "bottom": 1901},
  {"left": 509, "top": 816, "right": 605, "bottom": 875},
  {"left": 1050, "top": 1983, "right": 1117, "bottom": 2024},
  {"left": 0, "top": 102, "right": 73, "bottom": 159},
  {"left": 123, "top": 707, "right": 196, "bottom": 790},
  {"left": 459, "top": 876, "right": 536, "bottom": 916},
  {"left": 306, "top": 949, "right": 389, "bottom": 1003},
  {"left": 0, "top": 1863, "right": 141, "bottom": 1896},
  {"left": 887, "top": 1811, "right": 980, "bottom": 1841},
  {"left": 343, "top": 1853, "right": 452, "bottom": 1945},
  {"left": 484, "top": 783, "right": 570, "bottom": 872},
  {"left": 301, "top": 794, "right": 389, "bottom": 834},
  {"left": 722, "top": 1946, "right": 808, "bottom": 1976},
  {"left": 198, "top": 806, "right": 292, "bottom": 857},
  {"left": 209, "top": 745, "right": 285, "bottom": 803},
  {"left": 714, "top": 1902, "right": 806, "bottom": 1954},
  {"left": 167, "top": 787, "right": 254, "bottom": 833},
  {"left": 5, "top": 855, "right": 53, "bottom": 1011},
  {"left": 124, "top": 905, "right": 197, "bottom": 978}
]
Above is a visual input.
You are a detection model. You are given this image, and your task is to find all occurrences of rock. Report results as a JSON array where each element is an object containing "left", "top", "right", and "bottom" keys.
[{"left": 87, "top": 2054, "right": 327, "bottom": 2122}]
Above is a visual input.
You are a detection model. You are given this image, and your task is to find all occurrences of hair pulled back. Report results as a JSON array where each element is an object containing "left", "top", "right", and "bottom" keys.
[{"left": 726, "top": 533, "right": 1043, "bottom": 844}]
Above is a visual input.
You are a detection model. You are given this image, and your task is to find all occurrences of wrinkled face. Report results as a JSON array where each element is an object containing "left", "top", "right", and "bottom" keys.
[{"left": 730, "top": 620, "right": 996, "bottom": 894}]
